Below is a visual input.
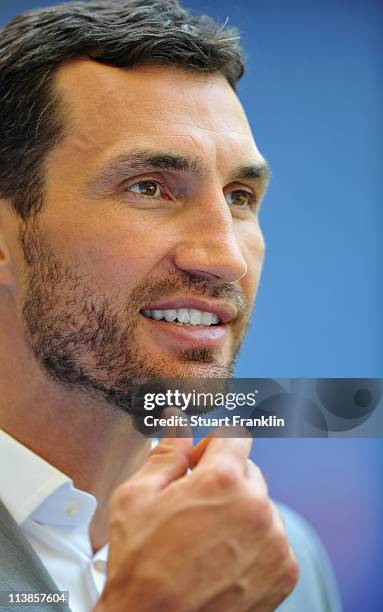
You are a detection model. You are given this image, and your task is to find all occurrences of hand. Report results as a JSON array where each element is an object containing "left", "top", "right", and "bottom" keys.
[{"left": 94, "top": 431, "right": 299, "bottom": 612}]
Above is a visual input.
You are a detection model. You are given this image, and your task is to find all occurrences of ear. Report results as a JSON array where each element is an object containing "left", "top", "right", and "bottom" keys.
[{"left": 0, "top": 200, "right": 17, "bottom": 290}]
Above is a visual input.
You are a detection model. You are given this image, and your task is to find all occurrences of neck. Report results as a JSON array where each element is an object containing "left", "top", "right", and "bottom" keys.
[
  {"left": 0, "top": 304, "right": 152, "bottom": 552},
  {"left": 0, "top": 360, "right": 151, "bottom": 553}
]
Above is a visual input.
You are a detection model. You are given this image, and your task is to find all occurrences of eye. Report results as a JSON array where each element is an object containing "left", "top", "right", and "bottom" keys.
[
  {"left": 125, "top": 179, "right": 164, "bottom": 197},
  {"left": 225, "top": 189, "right": 256, "bottom": 209}
]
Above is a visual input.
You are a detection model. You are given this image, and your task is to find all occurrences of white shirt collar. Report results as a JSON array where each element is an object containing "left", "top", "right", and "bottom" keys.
[{"left": 0, "top": 428, "right": 97, "bottom": 527}]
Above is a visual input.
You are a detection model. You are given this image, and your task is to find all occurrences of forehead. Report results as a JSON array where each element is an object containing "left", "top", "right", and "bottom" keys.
[{"left": 52, "top": 59, "right": 260, "bottom": 168}]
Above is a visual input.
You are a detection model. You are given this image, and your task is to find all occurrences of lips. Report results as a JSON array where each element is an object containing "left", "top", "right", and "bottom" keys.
[
  {"left": 140, "top": 314, "right": 227, "bottom": 349},
  {"left": 139, "top": 297, "right": 236, "bottom": 351}
]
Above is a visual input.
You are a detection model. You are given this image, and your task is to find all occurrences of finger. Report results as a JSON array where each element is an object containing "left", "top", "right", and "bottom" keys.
[
  {"left": 161, "top": 406, "right": 193, "bottom": 440},
  {"left": 271, "top": 501, "right": 288, "bottom": 534},
  {"left": 193, "top": 428, "right": 253, "bottom": 474},
  {"left": 270, "top": 503, "right": 299, "bottom": 567},
  {"left": 128, "top": 410, "right": 193, "bottom": 492},
  {"left": 244, "top": 459, "right": 268, "bottom": 495}
]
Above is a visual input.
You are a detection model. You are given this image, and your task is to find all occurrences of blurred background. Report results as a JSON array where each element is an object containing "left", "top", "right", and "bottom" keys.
[{"left": 1, "top": 0, "right": 382, "bottom": 610}]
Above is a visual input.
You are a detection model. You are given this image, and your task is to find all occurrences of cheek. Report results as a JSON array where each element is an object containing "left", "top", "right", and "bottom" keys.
[
  {"left": 78, "top": 230, "right": 170, "bottom": 293},
  {"left": 39, "top": 207, "right": 174, "bottom": 293}
]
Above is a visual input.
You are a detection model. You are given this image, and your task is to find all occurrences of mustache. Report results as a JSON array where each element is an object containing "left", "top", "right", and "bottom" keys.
[{"left": 129, "top": 270, "right": 249, "bottom": 317}]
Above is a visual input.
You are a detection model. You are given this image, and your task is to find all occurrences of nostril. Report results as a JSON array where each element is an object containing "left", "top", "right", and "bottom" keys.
[{"left": 187, "top": 269, "right": 222, "bottom": 281}]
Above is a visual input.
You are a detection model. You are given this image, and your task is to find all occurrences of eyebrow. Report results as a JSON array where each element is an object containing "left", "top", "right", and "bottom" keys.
[
  {"left": 89, "top": 149, "right": 270, "bottom": 195},
  {"left": 230, "top": 162, "right": 270, "bottom": 184}
]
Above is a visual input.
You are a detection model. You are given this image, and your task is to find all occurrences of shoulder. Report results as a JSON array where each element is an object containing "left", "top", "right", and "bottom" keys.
[{"left": 275, "top": 503, "right": 343, "bottom": 612}]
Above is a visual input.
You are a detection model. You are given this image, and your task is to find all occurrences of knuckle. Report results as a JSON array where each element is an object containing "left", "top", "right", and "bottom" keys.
[
  {"left": 149, "top": 444, "right": 189, "bottom": 471},
  {"left": 272, "top": 525, "right": 290, "bottom": 557},
  {"left": 110, "top": 480, "right": 140, "bottom": 509},
  {"left": 250, "top": 494, "right": 273, "bottom": 530},
  {"left": 204, "top": 462, "right": 240, "bottom": 491},
  {"left": 279, "top": 558, "right": 300, "bottom": 596},
  {"left": 289, "top": 556, "right": 300, "bottom": 585},
  {"left": 213, "top": 463, "right": 240, "bottom": 489},
  {"left": 246, "top": 460, "right": 268, "bottom": 492}
]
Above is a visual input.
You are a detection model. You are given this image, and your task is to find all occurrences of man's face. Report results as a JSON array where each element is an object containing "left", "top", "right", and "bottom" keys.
[{"left": 16, "top": 60, "right": 268, "bottom": 412}]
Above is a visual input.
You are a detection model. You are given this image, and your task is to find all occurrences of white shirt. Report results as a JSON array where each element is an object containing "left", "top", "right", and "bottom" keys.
[
  {"left": 0, "top": 429, "right": 108, "bottom": 612},
  {"left": 0, "top": 430, "right": 343, "bottom": 612}
]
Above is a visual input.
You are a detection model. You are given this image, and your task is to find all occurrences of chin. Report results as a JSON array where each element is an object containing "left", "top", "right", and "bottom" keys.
[{"left": 157, "top": 353, "right": 235, "bottom": 380}]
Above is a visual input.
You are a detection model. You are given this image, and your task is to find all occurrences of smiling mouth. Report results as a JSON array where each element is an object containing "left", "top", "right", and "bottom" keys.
[{"left": 141, "top": 308, "right": 222, "bottom": 327}]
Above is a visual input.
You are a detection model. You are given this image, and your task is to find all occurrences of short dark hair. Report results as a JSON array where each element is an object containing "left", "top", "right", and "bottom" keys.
[{"left": 0, "top": 0, "right": 245, "bottom": 221}]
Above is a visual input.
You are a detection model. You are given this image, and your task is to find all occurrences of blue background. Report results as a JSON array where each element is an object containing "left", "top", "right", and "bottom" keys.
[{"left": 1, "top": 0, "right": 382, "bottom": 610}]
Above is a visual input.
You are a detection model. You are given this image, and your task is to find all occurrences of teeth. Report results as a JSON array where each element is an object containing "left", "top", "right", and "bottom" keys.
[
  {"left": 163, "top": 309, "right": 177, "bottom": 322},
  {"left": 190, "top": 309, "right": 202, "bottom": 325},
  {"left": 201, "top": 311, "right": 213, "bottom": 326},
  {"left": 177, "top": 308, "right": 190, "bottom": 324},
  {"left": 151, "top": 310, "right": 163, "bottom": 320},
  {"left": 141, "top": 308, "right": 220, "bottom": 326}
]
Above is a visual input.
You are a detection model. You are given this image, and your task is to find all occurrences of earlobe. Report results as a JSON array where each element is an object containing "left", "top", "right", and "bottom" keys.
[
  {"left": 0, "top": 204, "right": 16, "bottom": 290},
  {"left": 0, "top": 237, "right": 12, "bottom": 284},
  {"left": 0, "top": 234, "right": 8, "bottom": 262}
]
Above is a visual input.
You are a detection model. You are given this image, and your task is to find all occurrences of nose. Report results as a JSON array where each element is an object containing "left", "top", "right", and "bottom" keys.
[{"left": 173, "top": 195, "right": 248, "bottom": 284}]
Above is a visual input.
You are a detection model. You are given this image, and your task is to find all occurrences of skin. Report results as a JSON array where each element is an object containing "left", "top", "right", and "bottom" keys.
[
  {"left": 0, "top": 60, "right": 298, "bottom": 609},
  {"left": 95, "top": 433, "right": 299, "bottom": 612}
]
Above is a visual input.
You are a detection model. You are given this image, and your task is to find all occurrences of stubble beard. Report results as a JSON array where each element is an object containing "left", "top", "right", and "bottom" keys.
[{"left": 19, "top": 222, "right": 250, "bottom": 415}]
